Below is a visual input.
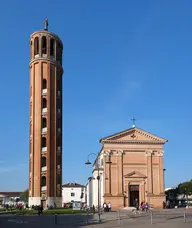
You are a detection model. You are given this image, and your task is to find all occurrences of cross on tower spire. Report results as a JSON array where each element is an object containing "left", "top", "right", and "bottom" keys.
[{"left": 131, "top": 117, "right": 136, "bottom": 128}]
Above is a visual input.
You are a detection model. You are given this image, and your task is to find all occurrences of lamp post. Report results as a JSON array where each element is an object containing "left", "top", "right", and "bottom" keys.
[
  {"left": 184, "top": 188, "right": 189, "bottom": 208},
  {"left": 85, "top": 153, "right": 111, "bottom": 222},
  {"left": 163, "top": 169, "right": 166, "bottom": 191}
]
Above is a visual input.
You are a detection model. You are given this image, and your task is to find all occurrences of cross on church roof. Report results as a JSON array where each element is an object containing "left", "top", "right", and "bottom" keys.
[{"left": 131, "top": 117, "right": 136, "bottom": 128}]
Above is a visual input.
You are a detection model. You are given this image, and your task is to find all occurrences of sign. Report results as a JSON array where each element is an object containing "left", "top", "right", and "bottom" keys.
[{"left": 72, "top": 201, "right": 81, "bottom": 210}]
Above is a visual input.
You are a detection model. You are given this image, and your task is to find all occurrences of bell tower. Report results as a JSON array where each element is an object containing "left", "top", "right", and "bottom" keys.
[{"left": 29, "top": 20, "right": 63, "bottom": 207}]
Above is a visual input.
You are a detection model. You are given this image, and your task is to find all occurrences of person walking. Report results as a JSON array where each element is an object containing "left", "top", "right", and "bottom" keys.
[
  {"left": 103, "top": 202, "right": 107, "bottom": 212},
  {"left": 108, "top": 202, "right": 111, "bottom": 212}
]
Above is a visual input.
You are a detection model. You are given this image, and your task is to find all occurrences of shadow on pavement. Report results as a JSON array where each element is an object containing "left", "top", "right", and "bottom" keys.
[
  {"left": 1, "top": 210, "right": 192, "bottom": 227},
  {"left": 0, "top": 214, "right": 98, "bottom": 227}
]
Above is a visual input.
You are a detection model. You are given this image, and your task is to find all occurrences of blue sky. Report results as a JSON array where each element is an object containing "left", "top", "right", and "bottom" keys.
[{"left": 0, "top": 0, "right": 192, "bottom": 191}]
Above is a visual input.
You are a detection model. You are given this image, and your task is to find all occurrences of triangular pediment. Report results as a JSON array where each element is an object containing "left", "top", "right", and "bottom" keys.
[
  {"left": 124, "top": 171, "right": 146, "bottom": 178},
  {"left": 100, "top": 127, "right": 167, "bottom": 144}
]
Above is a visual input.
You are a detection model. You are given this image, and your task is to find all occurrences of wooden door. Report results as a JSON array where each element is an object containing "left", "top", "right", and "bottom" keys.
[{"left": 129, "top": 185, "right": 139, "bottom": 206}]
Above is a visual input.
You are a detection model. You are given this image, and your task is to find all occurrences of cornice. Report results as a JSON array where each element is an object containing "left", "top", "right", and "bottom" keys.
[
  {"left": 102, "top": 140, "right": 164, "bottom": 144},
  {"left": 100, "top": 127, "right": 168, "bottom": 144},
  {"left": 29, "top": 57, "right": 63, "bottom": 73}
]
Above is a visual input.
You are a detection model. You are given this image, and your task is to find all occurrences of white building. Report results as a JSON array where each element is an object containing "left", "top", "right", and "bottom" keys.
[
  {"left": 86, "top": 177, "right": 93, "bottom": 207},
  {"left": 62, "top": 183, "right": 86, "bottom": 205},
  {"left": 0, "top": 192, "right": 21, "bottom": 206},
  {"left": 86, "top": 153, "right": 105, "bottom": 208}
]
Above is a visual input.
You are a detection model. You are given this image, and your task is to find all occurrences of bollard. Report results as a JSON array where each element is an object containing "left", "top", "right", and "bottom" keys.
[
  {"left": 118, "top": 210, "right": 121, "bottom": 225},
  {"left": 184, "top": 209, "right": 186, "bottom": 223},
  {"left": 54, "top": 213, "right": 57, "bottom": 225},
  {"left": 150, "top": 211, "right": 153, "bottom": 224},
  {"left": 86, "top": 209, "right": 89, "bottom": 224}
]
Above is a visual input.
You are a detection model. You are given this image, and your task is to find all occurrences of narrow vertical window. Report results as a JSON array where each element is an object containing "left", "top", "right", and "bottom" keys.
[
  {"left": 42, "top": 137, "right": 47, "bottom": 147},
  {"left": 42, "top": 98, "right": 47, "bottom": 108},
  {"left": 42, "top": 79, "right": 47, "bottom": 89},
  {"left": 30, "top": 41, "right": 32, "bottom": 59},
  {"left": 41, "top": 176, "right": 46, "bottom": 186},
  {"left": 42, "top": 118, "right": 47, "bottom": 128},
  {"left": 42, "top": 36, "right": 47, "bottom": 54},
  {"left": 41, "top": 157, "right": 46, "bottom": 167},
  {"left": 34, "top": 37, "right": 39, "bottom": 55},
  {"left": 50, "top": 38, "right": 55, "bottom": 56}
]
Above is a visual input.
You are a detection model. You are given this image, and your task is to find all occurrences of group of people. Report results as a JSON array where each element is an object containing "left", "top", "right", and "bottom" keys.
[
  {"left": 133, "top": 198, "right": 150, "bottom": 213},
  {"left": 140, "top": 201, "right": 149, "bottom": 212},
  {"left": 103, "top": 202, "right": 112, "bottom": 212}
]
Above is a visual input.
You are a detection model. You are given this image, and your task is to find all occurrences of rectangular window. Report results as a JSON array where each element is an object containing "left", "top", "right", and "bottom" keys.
[{"left": 71, "top": 193, "right": 75, "bottom": 197}]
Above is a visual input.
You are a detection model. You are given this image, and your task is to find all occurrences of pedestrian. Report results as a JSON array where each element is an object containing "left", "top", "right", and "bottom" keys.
[
  {"left": 108, "top": 202, "right": 111, "bottom": 212},
  {"left": 141, "top": 202, "right": 145, "bottom": 211},
  {"left": 145, "top": 202, "right": 149, "bottom": 212},
  {"left": 92, "top": 205, "right": 95, "bottom": 214},
  {"left": 103, "top": 202, "right": 107, "bottom": 212}
]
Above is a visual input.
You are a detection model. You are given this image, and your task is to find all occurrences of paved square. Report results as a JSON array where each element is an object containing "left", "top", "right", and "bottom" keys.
[{"left": 0, "top": 208, "right": 191, "bottom": 227}]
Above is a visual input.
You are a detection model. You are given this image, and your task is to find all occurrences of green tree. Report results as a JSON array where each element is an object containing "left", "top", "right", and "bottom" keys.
[
  {"left": 20, "top": 189, "right": 29, "bottom": 202},
  {"left": 178, "top": 180, "right": 192, "bottom": 197},
  {"left": 165, "top": 188, "right": 179, "bottom": 201}
]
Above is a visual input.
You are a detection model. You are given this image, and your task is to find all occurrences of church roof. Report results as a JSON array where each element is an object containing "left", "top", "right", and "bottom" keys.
[
  {"left": 62, "top": 183, "right": 85, "bottom": 188},
  {"left": 99, "top": 126, "right": 168, "bottom": 144}
]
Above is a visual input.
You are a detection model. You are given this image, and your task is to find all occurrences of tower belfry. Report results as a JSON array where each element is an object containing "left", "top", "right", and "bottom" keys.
[{"left": 29, "top": 21, "right": 64, "bottom": 207}]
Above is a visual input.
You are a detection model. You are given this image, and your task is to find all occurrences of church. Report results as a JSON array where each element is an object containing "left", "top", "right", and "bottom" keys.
[{"left": 86, "top": 125, "right": 168, "bottom": 209}]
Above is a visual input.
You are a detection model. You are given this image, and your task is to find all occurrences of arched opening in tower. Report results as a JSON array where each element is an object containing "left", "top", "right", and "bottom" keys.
[
  {"left": 41, "top": 176, "right": 46, "bottom": 187},
  {"left": 42, "top": 79, "right": 47, "bottom": 89},
  {"left": 42, "top": 98, "right": 47, "bottom": 109},
  {"left": 30, "top": 41, "right": 33, "bottom": 59},
  {"left": 42, "top": 118, "right": 47, "bottom": 128},
  {"left": 42, "top": 36, "right": 47, "bottom": 55},
  {"left": 34, "top": 37, "right": 39, "bottom": 56},
  {"left": 57, "top": 135, "right": 62, "bottom": 147},
  {"left": 57, "top": 77, "right": 61, "bottom": 90},
  {"left": 50, "top": 38, "right": 55, "bottom": 56},
  {"left": 41, "top": 156, "right": 46, "bottom": 167},
  {"left": 56, "top": 42, "right": 62, "bottom": 63},
  {"left": 42, "top": 137, "right": 47, "bottom": 148}
]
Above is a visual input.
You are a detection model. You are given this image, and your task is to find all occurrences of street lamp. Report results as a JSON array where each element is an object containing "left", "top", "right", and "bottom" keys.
[
  {"left": 163, "top": 169, "right": 166, "bottom": 194},
  {"left": 85, "top": 153, "right": 112, "bottom": 222}
]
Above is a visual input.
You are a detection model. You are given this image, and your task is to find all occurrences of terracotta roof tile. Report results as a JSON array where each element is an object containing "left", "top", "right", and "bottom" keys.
[{"left": 62, "top": 183, "right": 85, "bottom": 188}]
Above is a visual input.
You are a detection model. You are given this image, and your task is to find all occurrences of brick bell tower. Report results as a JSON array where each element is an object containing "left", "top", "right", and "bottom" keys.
[{"left": 29, "top": 19, "right": 63, "bottom": 208}]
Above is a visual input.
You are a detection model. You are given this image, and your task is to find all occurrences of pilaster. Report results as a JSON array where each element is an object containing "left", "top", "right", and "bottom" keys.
[
  {"left": 104, "top": 150, "right": 112, "bottom": 196},
  {"left": 146, "top": 150, "right": 153, "bottom": 194},
  {"left": 116, "top": 150, "right": 124, "bottom": 196},
  {"left": 158, "top": 150, "right": 165, "bottom": 194},
  {"left": 140, "top": 181, "right": 146, "bottom": 202}
]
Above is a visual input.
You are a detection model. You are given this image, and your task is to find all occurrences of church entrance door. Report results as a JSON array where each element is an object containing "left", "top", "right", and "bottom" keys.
[{"left": 129, "top": 185, "right": 139, "bottom": 206}]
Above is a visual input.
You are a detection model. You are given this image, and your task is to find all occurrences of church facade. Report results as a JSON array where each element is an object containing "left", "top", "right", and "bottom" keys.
[{"left": 87, "top": 126, "right": 168, "bottom": 209}]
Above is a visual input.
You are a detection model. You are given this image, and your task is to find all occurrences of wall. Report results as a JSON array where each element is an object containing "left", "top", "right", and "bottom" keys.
[
  {"left": 62, "top": 187, "right": 86, "bottom": 204},
  {"left": 86, "top": 180, "right": 93, "bottom": 207}
]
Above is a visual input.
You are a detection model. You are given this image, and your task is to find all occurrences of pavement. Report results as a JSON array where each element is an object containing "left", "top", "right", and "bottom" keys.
[{"left": 0, "top": 208, "right": 191, "bottom": 227}]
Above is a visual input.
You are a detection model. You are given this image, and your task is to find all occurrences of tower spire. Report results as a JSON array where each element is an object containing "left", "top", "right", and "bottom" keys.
[{"left": 44, "top": 18, "right": 48, "bottom": 31}]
